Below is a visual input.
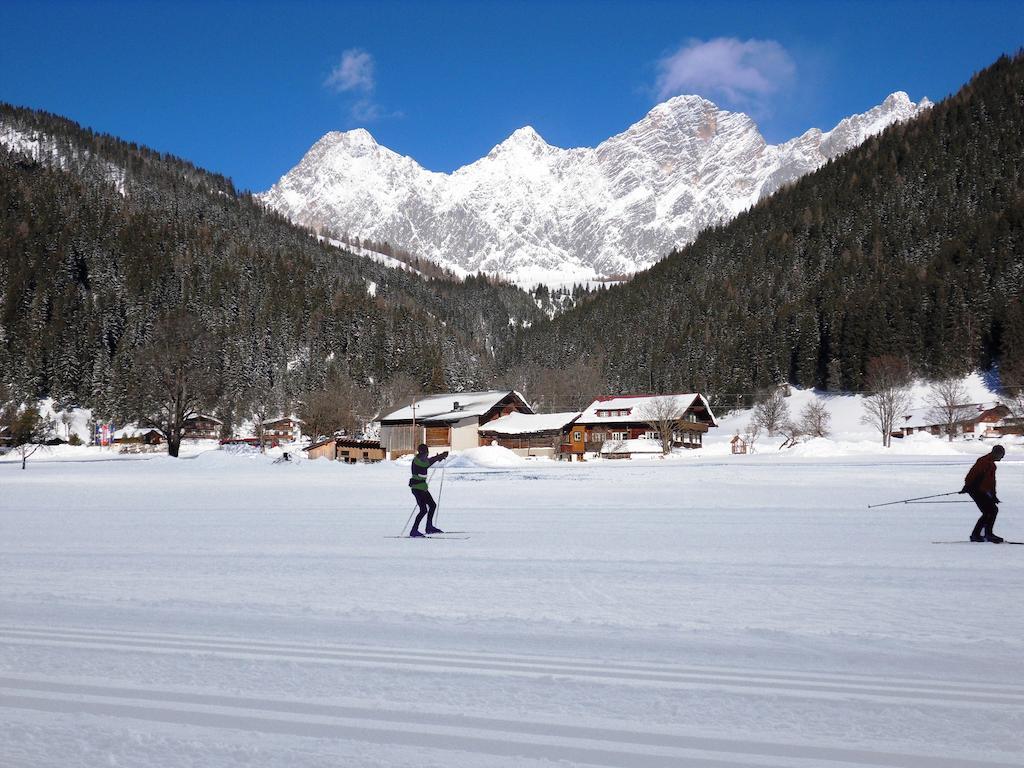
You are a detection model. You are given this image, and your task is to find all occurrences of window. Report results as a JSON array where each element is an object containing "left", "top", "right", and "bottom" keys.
[
  {"left": 687, "top": 412, "right": 698, "bottom": 422},
  {"left": 612, "top": 431, "right": 627, "bottom": 441},
  {"left": 644, "top": 431, "right": 659, "bottom": 440},
  {"left": 591, "top": 432, "right": 605, "bottom": 443},
  {"left": 573, "top": 431, "right": 582, "bottom": 442}
]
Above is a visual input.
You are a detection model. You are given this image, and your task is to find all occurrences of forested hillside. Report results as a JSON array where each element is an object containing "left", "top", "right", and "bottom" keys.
[
  {"left": 0, "top": 105, "right": 544, "bottom": 429},
  {"left": 504, "top": 52, "right": 1024, "bottom": 397}
]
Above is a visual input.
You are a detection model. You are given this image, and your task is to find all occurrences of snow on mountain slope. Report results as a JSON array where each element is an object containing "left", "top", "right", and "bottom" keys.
[
  {"left": 261, "top": 92, "right": 931, "bottom": 286},
  {"left": 0, "top": 121, "right": 127, "bottom": 196}
]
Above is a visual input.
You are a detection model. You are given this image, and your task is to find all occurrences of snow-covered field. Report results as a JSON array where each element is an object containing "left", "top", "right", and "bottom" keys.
[{"left": 2, "top": 439, "right": 1023, "bottom": 767}]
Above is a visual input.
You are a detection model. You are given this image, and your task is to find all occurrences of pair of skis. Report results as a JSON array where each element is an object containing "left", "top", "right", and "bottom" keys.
[
  {"left": 386, "top": 531, "right": 471, "bottom": 540},
  {"left": 932, "top": 540, "right": 1023, "bottom": 545}
]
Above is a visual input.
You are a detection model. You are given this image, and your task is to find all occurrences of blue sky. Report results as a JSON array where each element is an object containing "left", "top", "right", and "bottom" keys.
[{"left": 2, "top": 0, "right": 1022, "bottom": 192}]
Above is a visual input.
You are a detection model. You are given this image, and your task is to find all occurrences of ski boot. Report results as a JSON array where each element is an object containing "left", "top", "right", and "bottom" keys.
[
  {"left": 970, "top": 534, "right": 986, "bottom": 542},
  {"left": 425, "top": 525, "right": 444, "bottom": 535},
  {"left": 985, "top": 533, "right": 1005, "bottom": 543},
  {"left": 409, "top": 529, "right": 425, "bottom": 538}
]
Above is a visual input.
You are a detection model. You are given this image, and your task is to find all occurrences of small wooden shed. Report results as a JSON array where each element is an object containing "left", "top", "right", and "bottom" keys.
[{"left": 731, "top": 434, "right": 748, "bottom": 455}]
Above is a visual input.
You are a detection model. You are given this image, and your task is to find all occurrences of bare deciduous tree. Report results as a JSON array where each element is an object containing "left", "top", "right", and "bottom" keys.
[
  {"left": 861, "top": 356, "right": 913, "bottom": 447},
  {"left": 530, "top": 357, "right": 604, "bottom": 413},
  {"left": 778, "top": 418, "right": 806, "bottom": 450},
  {"left": 3, "top": 404, "right": 53, "bottom": 469},
  {"left": 799, "top": 398, "right": 832, "bottom": 438},
  {"left": 752, "top": 388, "right": 790, "bottom": 436},
  {"left": 744, "top": 420, "right": 761, "bottom": 454},
  {"left": 1000, "top": 360, "right": 1024, "bottom": 434},
  {"left": 125, "top": 313, "right": 220, "bottom": 458},
  {"left": 245, "top": 385, "right": 287, "bottom": 453},
  {"left": 377, "top": 372, "right": 421, "bottom": 419},
  {"left": 924, "top": 378, "right": 973, "bottom": 441},
  {"left": 637, "top": 395, "right": 684, "bottom": 455},
  {"left": 299, "top": 372, "right": 374, "bottom": 441}
]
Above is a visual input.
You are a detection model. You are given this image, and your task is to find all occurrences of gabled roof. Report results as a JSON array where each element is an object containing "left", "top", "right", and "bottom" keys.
[
  {"left": 577, "top": 393, "right": 717, "bottom": 427},
  {"left": 262, "top": 416, "right": 298, "bottom": 426},
  {"left": 381, "top": 390, "right": 531, "bottom": 424},
  {"left": 479, "top": 411, "right": 579, "bottom": 435},
  {"left": 899, "top": 402, "right": 1006, "bottom": 430},
  {"left": 184, "top": 413, "right": 224, "bottom": 425}
]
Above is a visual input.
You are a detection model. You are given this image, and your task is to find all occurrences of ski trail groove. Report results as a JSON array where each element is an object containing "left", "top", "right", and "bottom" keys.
[
  {"left": 1, "top": 625, "right": 1022, "bottom": 707},
  {"left": 1, "top": 677, "right": 1019, "bottom": 768}
]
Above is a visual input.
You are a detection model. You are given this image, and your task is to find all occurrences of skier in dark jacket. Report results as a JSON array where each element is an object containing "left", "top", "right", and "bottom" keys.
[
  {"left": 961, "top": 444, "right": 1006, "bottom": 542},
  {"left": 409, "top": 443, "right": 448, "bottom": 537}
]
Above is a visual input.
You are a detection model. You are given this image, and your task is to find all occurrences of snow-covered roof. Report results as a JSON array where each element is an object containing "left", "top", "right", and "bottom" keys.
[
  {"left": 112, "top": 424, "right": 161, "bottom": 439},
  {"left": 479, "top": 411, "right": 579, "bottom": 435},
  {"left": 186, "top": 414, "right": 223, "bottom": 425},
  {"left": 261, "top": 416, "right": 298, "bottom": 426},
  {"left": 899, "top": 402, "right": 1004, "bottom": 430},
  {"left": 600, "top": 438, "right": 663, "bottom": 455},
  {"left": 578, "top": 394, "right": 717, "bottom": 427},
  {"left": 381, "top": 391, "right": 530, "bottom": 424}
]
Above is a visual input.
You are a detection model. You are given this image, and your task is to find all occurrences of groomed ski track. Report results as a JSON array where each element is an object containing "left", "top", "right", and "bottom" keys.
[
  {"left": 3, "top": 450, "right": 1023, "bottom": 766},
  {"left": 2, "top": 624, "right": 1023, "bottom": 768}
]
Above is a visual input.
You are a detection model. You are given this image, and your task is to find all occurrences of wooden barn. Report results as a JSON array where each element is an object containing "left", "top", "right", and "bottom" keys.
[
  {"left": 304, "top": 437, "right": 384, "bottom": 463},
  {"left": 182, "top": 414, "right": 223, "bottom": 440},
  {"left": 561, "top": 393, "right": 717, "bottom": 460},
  {"left": 379, "top": 391, "right": 533, "bottom": 458},
  {"left": 478, "top": 411, "right": 580, "bottom": 458}
]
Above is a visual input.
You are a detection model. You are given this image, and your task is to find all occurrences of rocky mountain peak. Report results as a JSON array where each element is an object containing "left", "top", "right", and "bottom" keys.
[{"left": 260, "top": 91, "right": 930, "bottom": 286}]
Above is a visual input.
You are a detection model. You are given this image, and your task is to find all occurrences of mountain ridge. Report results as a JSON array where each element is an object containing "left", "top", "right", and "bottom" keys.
[{"left": 261, "top": 91, "right": 931, "bottom": 286}]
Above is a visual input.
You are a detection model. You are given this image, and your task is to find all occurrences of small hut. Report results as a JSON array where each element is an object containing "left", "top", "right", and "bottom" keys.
[{"left": 731, "top": 434, "right": 748, "bottom": 455}]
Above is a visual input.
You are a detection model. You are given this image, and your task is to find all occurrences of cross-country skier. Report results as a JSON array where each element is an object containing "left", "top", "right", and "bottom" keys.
[
  {"left": 961, "top": 444, "right": 1006, "bottom": 543},
  {"left": 409, "top": 443, "right": 449, "bottom": 537}
]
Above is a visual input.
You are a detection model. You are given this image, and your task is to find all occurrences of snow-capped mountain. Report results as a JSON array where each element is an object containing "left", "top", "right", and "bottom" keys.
[{"left": 260, "top": 92, "right": 931, "bottom": 286}]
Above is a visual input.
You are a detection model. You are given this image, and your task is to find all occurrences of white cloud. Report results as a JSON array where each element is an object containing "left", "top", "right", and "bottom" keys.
[
  {"left": 655, "top": 37, "right": 795, "bottom": 108},
  {"left": 325, "top": 49, "right": 375, "bottom": 93},
  {"left": 324, "top": 49, "right": 400, "bottom": 124}
]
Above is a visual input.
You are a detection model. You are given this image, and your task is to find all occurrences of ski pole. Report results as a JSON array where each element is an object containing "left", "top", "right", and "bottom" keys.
[
  {"left": 902, "top": 500, "right": 974, "bottom": 505},
  {"left": 867, "top": 491, "right": 961, "bottom": 509},
  {"left": 433, "top": 461, "right": 447, "bottom": 526}
]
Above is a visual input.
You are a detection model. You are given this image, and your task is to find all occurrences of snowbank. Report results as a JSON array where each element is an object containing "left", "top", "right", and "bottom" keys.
[{"left": 443, "top": 445, "right": 529, "bottom": 468}]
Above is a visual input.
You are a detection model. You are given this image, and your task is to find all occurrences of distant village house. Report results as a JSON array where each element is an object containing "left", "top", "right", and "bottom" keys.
[
  {"left": 562, "top": 393, "right": 717, "bottom": 460},
  {"left": 182, "top": 414, "right": 223, "bottom": 440},
  {"left": 895, "top": 403, "right": 1010, "bottom": 439},
  {"left": 379, "top": 390, "right": 532, "bottom": 458},
  {"left": 478, "top": 411, "right": 580, "bottom": 459}
]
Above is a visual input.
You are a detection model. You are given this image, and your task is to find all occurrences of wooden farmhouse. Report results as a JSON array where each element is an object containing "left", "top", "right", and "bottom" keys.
[
  {"left": 478, "top": 411, "right": 581, "bottom": 458},
  {"left": 305, "top": 437, "right": 384, "bottom": 463},
  {"left": 561, "top": 393, "right": 717, "bottom": 460},
  {"left": 895, "top": 403, "right": 1010, "bottom": 439},
  {"left": 182, "top": 414, "right": 223, "bottom": 440},
  {"left": 261, "top": 417, "right": 300, "bottom": 444},
  {"left": 379, "top": 390, "right": 533, "bottom": 458}
]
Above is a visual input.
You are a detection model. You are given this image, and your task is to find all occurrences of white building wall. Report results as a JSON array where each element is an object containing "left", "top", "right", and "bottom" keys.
[{"left": 450, "top": 417, "right": 480, "bottom": 451}]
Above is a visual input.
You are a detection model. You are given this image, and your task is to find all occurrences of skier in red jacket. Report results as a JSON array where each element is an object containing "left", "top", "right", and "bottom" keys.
[{"left": 961, "top": 444, "right": 1006, "bottom": 542}]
